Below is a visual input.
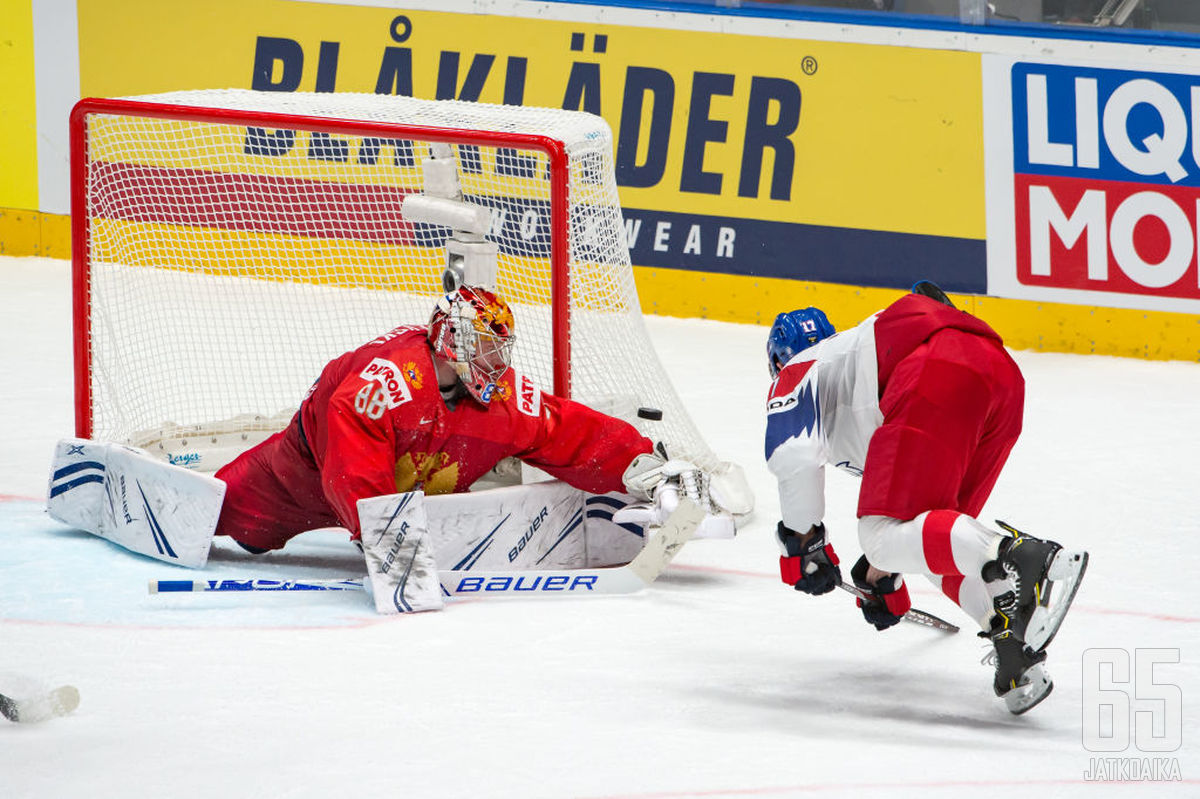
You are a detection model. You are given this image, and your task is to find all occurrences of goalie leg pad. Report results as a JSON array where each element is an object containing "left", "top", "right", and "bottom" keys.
[
  {"left": 358, "top": 492, "right": 444, "bottom": 614},
  {"left": 48, "top": 438, "right": 226, "bottom": 568},
  {"left": 47, "top": 438, "right": 109, "bottom": 533},
  {"left": 423, "top": 480, "right": 587, "bottom": 570}
]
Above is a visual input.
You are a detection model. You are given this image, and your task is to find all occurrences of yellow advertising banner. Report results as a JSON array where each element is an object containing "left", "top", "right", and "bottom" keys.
[
  {"left": 0, "top": 0, "right": 37, "bottom": 213},
  {"left": 75, "top": 0, "right": 986, "bottom": 293}
]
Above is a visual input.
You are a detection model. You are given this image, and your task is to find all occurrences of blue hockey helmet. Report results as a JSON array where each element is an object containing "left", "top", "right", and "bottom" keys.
[{"left": 767, "top": 307, "right": 835, "bottom": 378}]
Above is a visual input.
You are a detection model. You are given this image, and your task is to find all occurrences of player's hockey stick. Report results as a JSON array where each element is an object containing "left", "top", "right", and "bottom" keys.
[
  {"left": 152, "top": 578, "right": 365, "bottom": 593},
  {"left": 150, "top": 498, "right": 705, "bottom": 600},
  {"left": 0, "top": 686, "right": 80, "bottom": 723},
  {"left": 838, "top": 582, "right": 960, "bottom": 634}
]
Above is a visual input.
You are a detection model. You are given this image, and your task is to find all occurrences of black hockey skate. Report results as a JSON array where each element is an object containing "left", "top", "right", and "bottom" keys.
[
  {"left": 985, "top": 617, "right": 1052, "bottom": 715},
  {"left": 983, "top": 521, "right": 1089, "bottom": 652}
]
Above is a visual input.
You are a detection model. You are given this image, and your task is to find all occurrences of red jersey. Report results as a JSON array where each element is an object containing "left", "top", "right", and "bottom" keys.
[{"left": 299, "top": 326, "right": 653, "bottom": 535}]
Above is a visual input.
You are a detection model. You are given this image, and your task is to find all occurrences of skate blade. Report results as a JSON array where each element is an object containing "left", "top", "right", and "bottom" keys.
[
  {"left": 1003, "top": 663, "right": 1053, "bottom": 715},
  {"left": 1025, "top": 550, "right": 1089, "bottom": 652}
]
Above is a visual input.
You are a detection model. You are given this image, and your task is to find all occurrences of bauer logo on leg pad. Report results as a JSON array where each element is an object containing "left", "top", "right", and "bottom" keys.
[
  {"left": 358, "top": 491, "right": 444, "bottom": 614},
  {"left": 98, "top": 445, "right": 225, "bottom": 569},
  {"left": 376, "top": 520, "right": 412, "bottom": 574},
  {"left": 423, "top": 481, "right": 586, "bottom": 570},
  {"left": 49, "top": 439, "right": 223, "bottom": 568}
]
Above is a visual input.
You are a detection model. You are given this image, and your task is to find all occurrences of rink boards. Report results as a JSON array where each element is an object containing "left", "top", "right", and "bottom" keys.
[{"left": 4, "top": 1, "right": 1200, "bottom": 358}]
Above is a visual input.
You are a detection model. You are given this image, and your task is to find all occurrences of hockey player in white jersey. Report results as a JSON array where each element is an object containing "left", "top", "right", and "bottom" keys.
[{"left": 764, "top": 282, "right": 1088, "bottom": 714}]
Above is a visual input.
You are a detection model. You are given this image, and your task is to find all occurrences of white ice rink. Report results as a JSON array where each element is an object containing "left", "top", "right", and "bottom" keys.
[{"left": 1, "top": 255, "right": 1197, "bottom": 797}]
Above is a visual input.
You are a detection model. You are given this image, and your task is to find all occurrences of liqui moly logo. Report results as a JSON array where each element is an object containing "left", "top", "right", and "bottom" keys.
[
  {"left": 987, "top": 59, "right": 1200, "bottom": 312},
  {"left": 359, "top": 358, "right": 412, "bottom": 408}
]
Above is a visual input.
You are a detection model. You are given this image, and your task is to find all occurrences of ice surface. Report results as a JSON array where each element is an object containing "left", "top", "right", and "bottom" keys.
[{"left": 1, "top": 256, "right": 1197, "bottom": 797}]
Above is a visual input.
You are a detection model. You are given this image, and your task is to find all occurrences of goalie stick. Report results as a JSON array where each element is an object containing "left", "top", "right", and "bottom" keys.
[
  {"left": 838, "top": 582, "right": 961, "bottom": 634},
  {"left": 0, "top": 685, "right": 80, "bottom": 723},
  {"left": 150, "top": 498, "right": 705, "bottom": 601}
]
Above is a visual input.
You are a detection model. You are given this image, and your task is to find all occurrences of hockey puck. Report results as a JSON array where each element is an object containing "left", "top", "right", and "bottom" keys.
[{"left": 637, "top": 407, "right": 663, "bottom": 421}]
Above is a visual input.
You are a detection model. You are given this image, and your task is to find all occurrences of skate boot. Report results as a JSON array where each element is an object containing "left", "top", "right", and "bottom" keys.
[
  {"left": 984, "top": 615, "right": 1052, "bottom": 715},
  {"left": 982, "top": 521, "right": 1088, "bottom": 652}
]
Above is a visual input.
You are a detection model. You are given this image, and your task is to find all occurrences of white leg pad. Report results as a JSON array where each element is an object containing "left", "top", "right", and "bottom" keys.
[
  {"left": 47, "top": 438, "right": 225, "bottom": 568},
  {"left": 424, "top": 480, "right": 588, "bottom": 569},
  {"left": 358, "top": 492, "right": 444, "bottom": 614},
  {"left": 47, "top": 438, "right": 109, "bottom": 533},
  {"left": 582, "top": 492, "right": 646, "bottom": 567},
  {"left": 422, "top": 481, "right": 657, "bottom": 568}
]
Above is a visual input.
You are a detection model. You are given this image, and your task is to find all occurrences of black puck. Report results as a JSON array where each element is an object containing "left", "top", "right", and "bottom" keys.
[{"left": 637, "top": 407, "right": 663, "bottom": 421}]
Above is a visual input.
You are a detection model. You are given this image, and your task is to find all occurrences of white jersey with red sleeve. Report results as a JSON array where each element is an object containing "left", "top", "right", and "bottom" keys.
[{"left": 764, "top": 316, "right": 882, "bottom": 533}]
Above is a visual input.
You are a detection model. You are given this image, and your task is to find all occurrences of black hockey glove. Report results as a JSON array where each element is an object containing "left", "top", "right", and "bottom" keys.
[
  {"left": 777, "top": 522, "right": 841, "bottom": 596},
  {"left": 850, "top": 555, "right": 911, "bottom": 631}
]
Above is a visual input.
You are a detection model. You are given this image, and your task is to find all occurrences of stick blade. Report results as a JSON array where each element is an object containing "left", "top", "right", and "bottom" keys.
[
  {"left": 626, "top": 497, "right": 704, "bottom": 585},
  {"left": 1, "top": 685, "right": 80, "bottom": 723}
]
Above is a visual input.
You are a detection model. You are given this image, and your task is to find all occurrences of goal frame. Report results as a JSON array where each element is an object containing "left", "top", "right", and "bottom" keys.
[{"left": 68, "top": 97, "right": 574, "bottom": 440}]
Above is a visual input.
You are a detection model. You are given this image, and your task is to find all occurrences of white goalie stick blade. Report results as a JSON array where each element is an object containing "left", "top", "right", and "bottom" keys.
[
  {"left": 0, "top": 686, "right": 80, "bottom": 723},
  {"left": 627, "top": 497, "right": 704, "bottom": 583},
  {"left": 439, "top": 565, "right": 643, "bottom": 597},
  {"left": 838, "top": 582, "right": 961, "bottom": 634},
  {"left": 149, "top": 499, "right": 706, "bottom": 602}
]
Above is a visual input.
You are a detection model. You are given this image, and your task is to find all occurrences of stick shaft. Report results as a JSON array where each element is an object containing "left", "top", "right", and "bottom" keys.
[
  {"left": 150, "top": 499, "right": 703, "bottom": 601},
  {"left": 151, "top": 579, "right": 364, "bottom": 593}
]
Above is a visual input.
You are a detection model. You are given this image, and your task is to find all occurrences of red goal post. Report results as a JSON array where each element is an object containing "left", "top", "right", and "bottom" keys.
[{"left": 68, "top": 89, "right": 732, "bottom": 481}]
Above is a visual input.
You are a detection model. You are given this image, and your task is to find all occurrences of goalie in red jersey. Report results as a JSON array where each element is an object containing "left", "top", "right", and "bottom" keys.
[
  {"left": 215, "top": 285, "right": 659, "bottom": 553},
  {"left": 48, "top": 285, "right": 734, "bottom": 613}
]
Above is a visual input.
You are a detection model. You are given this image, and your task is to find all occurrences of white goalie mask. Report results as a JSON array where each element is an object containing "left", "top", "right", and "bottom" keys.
[{"left": 427, "top": 285, "right": 516, "bottom": 405}]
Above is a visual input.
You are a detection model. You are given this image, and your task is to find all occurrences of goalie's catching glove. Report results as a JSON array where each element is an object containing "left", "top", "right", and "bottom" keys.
[
  {"left": 618, "top": 443, "right": 735, "bottom": 539},
  {"left": 777, "top": 521, "right": 840, "bottom": 595},
  {"left": 850, "top": 554, "right": 911, "bottom": 631},
  {"left": 622, "top": 443, "right": 686, "bottom": 500}
]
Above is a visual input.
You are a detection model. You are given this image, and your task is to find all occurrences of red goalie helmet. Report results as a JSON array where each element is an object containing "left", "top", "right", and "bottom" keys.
[{"left": 428, "top": 285, "right": 516, "bottom": 405}]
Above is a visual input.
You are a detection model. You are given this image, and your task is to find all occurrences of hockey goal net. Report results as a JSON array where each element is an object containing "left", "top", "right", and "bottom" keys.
[{"left": 70, "top": 89, "right": 726, "bottom": 477}]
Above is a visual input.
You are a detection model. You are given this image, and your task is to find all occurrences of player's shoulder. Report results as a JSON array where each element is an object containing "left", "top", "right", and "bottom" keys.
[
  {"left": 361, "top": 324, "right": 428, "bottom": 353},
  {"left": 489, "top": 369, "right": 545, "bottom": 418},
  {"left": 769, "top": 358, "right": 816, "bottom": 402},
  {"left": 329, "top": 328, "right": 435, "bottom": 410},
  {"left": 352, "top": 327, "right": 434, "bottom": 385}
]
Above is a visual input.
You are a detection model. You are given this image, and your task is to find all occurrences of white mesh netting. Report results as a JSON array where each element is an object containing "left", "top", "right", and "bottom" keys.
[{"left": 77, "top": 89, "right": 721, "bottom": 471}]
